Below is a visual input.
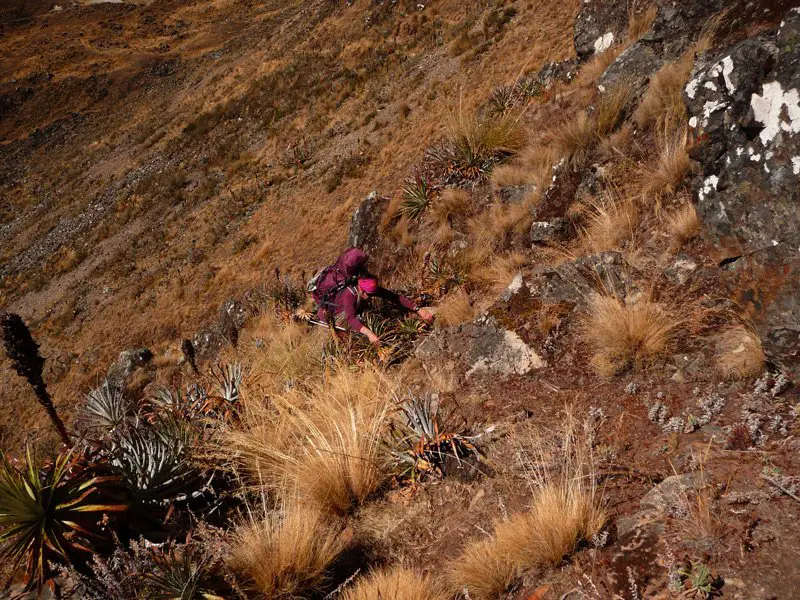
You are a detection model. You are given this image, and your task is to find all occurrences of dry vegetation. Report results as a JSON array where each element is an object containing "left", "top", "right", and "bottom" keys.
[
  {"left": 340, "top": 566, "right": 448, "bottom": 600},
  {"left": 582, "top": 293, "right": 685, "bottom": 376},
  {"left": 714, "top": 324, "right": 765, "bottom": 379},
  {"left": 228, "top": 505, "right": 350, "bottom": 598}
]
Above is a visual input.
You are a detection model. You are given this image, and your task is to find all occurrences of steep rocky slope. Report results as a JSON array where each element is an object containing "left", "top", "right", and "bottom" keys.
[{"left": 2, "top": 0, "right": 800, "bottom": 599}]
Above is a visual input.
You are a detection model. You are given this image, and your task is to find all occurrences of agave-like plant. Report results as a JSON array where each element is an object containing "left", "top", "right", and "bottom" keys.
[
  {"left": 83, "top": 381, "right": 132, "bottom": 436},
  {"left": 389, "top": 394, "right": 478, "bottom": 482},
  {"left": 0, "top": 448, "right": 126, "bottom": 591},
  {"left": 1, "top": 313, "right": 71, "bottom": 445},
  {"left": 144, "top": 547, "right": 225, "bottom": 600},
  {"left": 111, "top": 422, "right": 199, "bottom": 506},
  {"left": 400, "top": 170, "right": 436, "bottom": 220},
  {"left": 209, "top": 362, "right": 244, "bottom": 406}
]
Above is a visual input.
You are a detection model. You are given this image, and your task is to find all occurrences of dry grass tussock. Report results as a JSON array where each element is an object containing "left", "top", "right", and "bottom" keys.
[
  {"left": 580, "top": 192, "right": 638, "bottom": 253},
  {"left": 228, "top": 365, "right": 392, "bottom": 514},
  {"left": 446, "top": 105, "right": 526, "bottom": 163},
  {"left": 448, "top": 412, "right": 605, "bottom": 599},
  {"left": 628, "top": 3, "right": 659, "bottom": 42},
  {"left": 236, "top": 314, "right": 325, "bottom": 395},
  {"left": 341, "top": 566, "right": 448, "bottom": 600},
  {"left": 641, "top": 127, "right": 691, "bottom": 208},
  {"left": 435, "top": 288, "right": 476, "bottom": 327},
  {"left": 471, "top": 251, "right": 526, "bottom": 294},
  {"left": 666, "top": 202, "right": 700, "bottom": 250},
  {"left": 578, "top": 44, "right": 625, "bottom": 83},
  {"left": 583, "top": 292, "right": 685, "bottom": 376},
  {"left": 714, "top": 325, "right": 765, "bottom": 379},
  {"left": 595, "top": 84, "right": 635, "bottom": 138},
  {"left": 429, "top": 188, "right": 471, "bottom": 227},
  {"left": 490, "top": 163, "right": 530, "bottom": 187},
  {"left": 634, "top": 53, "right": 694, "bottom": 131},
  {"left": 228, "top": 504, "right": 349, "bottom": 599},
  {"left": 551, "top": 111, "right": 596, "bottom": 170}
]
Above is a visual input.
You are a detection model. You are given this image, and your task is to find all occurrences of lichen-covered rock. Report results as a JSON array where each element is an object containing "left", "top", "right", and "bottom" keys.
[
  {"left": 415, "top": 319, "right": 545, "bottom": 378},
  {"left": 106, "top": 347, "right": 153, "bottom": 388},
  {"left": 685, "top": 8, "right": 800, "bottom": 376},
  {"left": 526, "top": 251, "right": 635, "bottom": 308},
  {"left": 348, "top": 190, "right": 388, "bottom": 254},
  {"left": 191, "top": 325, "right": 227, "bottom": 361},
  {"left": 599, "top": 40, "right": 664, "bottom": 95},
  {"left": 573, "top": 0, "right": 628, "bottom": 60},
  {"left": 530, "top": 218, "right": 568, "bottom": 244}
]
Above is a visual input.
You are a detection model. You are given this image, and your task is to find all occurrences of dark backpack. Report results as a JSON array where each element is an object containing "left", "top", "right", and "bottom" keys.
[{"left": 307, "top": 248, "right": 369, "bottom": 311}]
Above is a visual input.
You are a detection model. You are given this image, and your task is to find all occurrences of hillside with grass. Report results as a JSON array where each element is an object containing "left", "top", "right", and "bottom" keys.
[{"left": 2, "top": 0, "right": 800, "bottom": 598}]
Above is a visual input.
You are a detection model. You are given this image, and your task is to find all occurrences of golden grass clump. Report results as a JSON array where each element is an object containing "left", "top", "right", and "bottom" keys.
[
  {"left": 666, "top": 202, "right": 701, "bottom": 250},
  {"left": 448, "top": 413, "right": 605, "bottom": 600},
  {"left": 552, "top": 111, "right": 597, "bottom": 170},
  {"left": 229, "top": 365, "right": 392, "bottom": 515},
  {"left": 580, "top": 193, "right": 638, "bottom": 252},
  {"left": 236, "top": 315, "right": 325, "bottom": 395},
  {"left": 341, "top": 566, "right": 448, "bottom": 600},
  {"left": 583, "top": 293, "right": 684, "bottom": 376},
  {"left": 634, "top": 54, "right": 693, "bottom": 131},
  {"left": 641, "top": 127, "right": 691, "bottom": 206},
  {"left": 228, "top": 505, "right": 350, "bottom": 598},
  {"left": 627, "top": 4, "right": 658, "bottom": 42},
  {"left": 471, "top": 251, "right": 526, "bottom": 294},
  {"left": 490, "top": 163, "right": 530, "bottom": 187},
  {"left": 446, "top": 107, "right": 526, "bottom": 169},
  {"left": 429, "top": 188, "right": 471, "bottom": 227},
  {"left": 714, "top": 325, "right": 765, "bottom": 379},
  {"left": 578, "top": 45, "right": 625, "bottom": 83},
  {"left": 595, "top": 84, "right": 635, "bottom": 138},
  {"left": 434, "top": 289, "right": 476, "bottom": 327}
]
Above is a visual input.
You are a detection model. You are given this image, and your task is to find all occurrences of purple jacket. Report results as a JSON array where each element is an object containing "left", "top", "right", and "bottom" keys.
[{"left": 325, "top": 285, "right": 417, "bottom": 332}]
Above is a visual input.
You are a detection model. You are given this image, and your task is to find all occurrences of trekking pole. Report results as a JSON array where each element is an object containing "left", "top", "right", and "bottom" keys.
[{"left": 307, "top": 319, "right": 349, "bottom": 332}]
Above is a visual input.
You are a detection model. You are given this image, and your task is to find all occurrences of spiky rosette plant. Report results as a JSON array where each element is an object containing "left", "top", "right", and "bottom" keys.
[
  {"left": 1, "top": 313, "right": 71, "bottom": 445},
  {"left": 0, "top": 448, "right": 126, "bottom": 591},
  {"left": 389, "top": 394, "right": 479, "bottom": 482},
  {"left": 82, "top": 381, "right": 133, "bottom": 438}
]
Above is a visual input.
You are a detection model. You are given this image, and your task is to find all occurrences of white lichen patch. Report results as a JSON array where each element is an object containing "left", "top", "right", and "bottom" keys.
[
  {"left": 685, "top": 76, "right": 701, "bottom": 100},
  {"left": 699, "top": 175, "right": 719, "bottom": 201},
  {"left": 689, "top": 116, "right": 698, "bottom": 128},
  {"left": 722, "top": 56, "right": 735, "bottom": 94},
  {"left": 704, "top": 81, "right": 718, "bottom": 92},
  {"left": 594, "top": 32, "right": 614, "bottom": 54},
  {"left": 751, "top": 81, "right": 800, "bottom": 145},
  {"left": 792, "top": 156, "right": 800, "bottom": 175}
]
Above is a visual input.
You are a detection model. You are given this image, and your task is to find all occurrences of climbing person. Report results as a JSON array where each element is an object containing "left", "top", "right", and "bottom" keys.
[{"left": 309, "top": 248, "right": 434, "bottom": 347}]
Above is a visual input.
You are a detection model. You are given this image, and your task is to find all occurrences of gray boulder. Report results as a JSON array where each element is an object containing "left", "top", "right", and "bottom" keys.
[
  {"left": 191, "top": 325, "right": 227, "bottom": 361},
  {"left": 416, "top": 319, "right": 545, "bottom": 378},
  {"left": 573, "top": 0, "right": 628, "bottom": 60},
  {"left": 106, "top": 348, "right": 153, "bottom": 388},
  {"left": 686, "top": 8, "right": 800, "bottom": 375},
  {"left": 348, "top": 190, "right": 388, "bottom": 254},
  {"left": 526, "top": 251, "right": 635, "bottom": 308}
]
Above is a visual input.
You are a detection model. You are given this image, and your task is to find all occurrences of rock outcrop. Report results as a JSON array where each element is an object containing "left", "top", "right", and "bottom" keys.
[
  {"left": 106, "top": 347, "right": 153, "bottom": 388},
  {"left": 686, "top": 7, "right": 800, "bottom": 376},
  {"left": 348, "top": 191, "right": 388, "bottom": 254},
  {"left": 573, "top": 0, "right": 628, "bottom": 60},
  {"left": 416, "top": 319, "right": 545, "bottom": 378}
]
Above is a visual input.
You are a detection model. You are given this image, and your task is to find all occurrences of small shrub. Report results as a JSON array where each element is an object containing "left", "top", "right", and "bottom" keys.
[
  {"left": 0, "top": 449, "right": 126, "bottom": 590},
  {"left": 583, "top": 293, "right": 684, "bottom": 376},
  {"left": 714, "top": 325, "right": 764, "bottom": 380},
  {"left": 726, "top": 423, "right": 753, "bottom": 450},
  {"left": 341, "top": 566, "right": 448, "bottom": 600},
  {"left": 227, "top": 506, "right": 350, "bottom": 598}
]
